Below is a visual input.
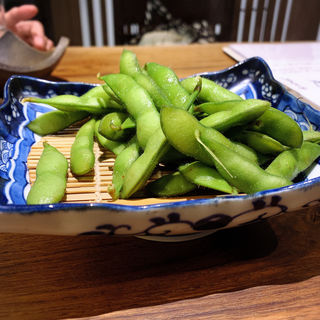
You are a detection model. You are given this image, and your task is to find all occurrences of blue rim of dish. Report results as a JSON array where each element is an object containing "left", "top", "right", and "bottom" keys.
[{"left": 1, "top": 56, "right": 320, "bottom": 214}]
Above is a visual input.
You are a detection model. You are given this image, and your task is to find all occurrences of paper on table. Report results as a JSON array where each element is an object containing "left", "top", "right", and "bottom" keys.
[{"left": 223, "top": 42, "right": 320, "bottom": 108}]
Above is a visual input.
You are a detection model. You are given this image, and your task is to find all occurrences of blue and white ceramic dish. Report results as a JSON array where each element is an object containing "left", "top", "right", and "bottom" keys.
[{"left": 1, "top": 57, "right": 320, "bottom": 241}]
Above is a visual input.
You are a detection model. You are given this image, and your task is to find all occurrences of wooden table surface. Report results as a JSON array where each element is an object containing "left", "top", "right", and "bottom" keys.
[{"left": 1, "top": 43, "right": 320, "bottom": 320}]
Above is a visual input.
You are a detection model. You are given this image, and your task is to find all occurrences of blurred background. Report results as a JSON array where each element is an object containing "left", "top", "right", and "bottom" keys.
[{"left": 5, "top": 0, "right": 320, "bottom": 46}]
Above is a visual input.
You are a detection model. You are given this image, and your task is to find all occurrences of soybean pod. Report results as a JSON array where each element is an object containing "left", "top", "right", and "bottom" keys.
[
  {"left": 99, "top": 112, "right": 134, "bottom": 141},
  {"left": 94, "top": 120, "right": 126, "bottom": 156},
  {"left": 27, "top": 142, "right": 68, "bottom": 204},
  {"left": 200, "top": 99, "right": 270, "bottom": 132},
  {"left": 120, "top": 49, "right": 174, "bottom": 110},
  {"left": 198, "top": 130, "right": 292, "bottom": 194},
  {"left": 133, "top": 72, "right": 174, "bottom": 110},
  {"left": 303, "top": 129, "right": 320, "bottom": 143},
  {"left": 230, "top": 129, "right": 289, "bottom": 155},
  {"left": 248, "top": 107, "right": 303, "bottom": 148},
  {"left": 181, "top": 76, "right": 242, "bottom": 103},
  {"left": 109, "top": 136, "right": 140, "bottom": 200},
  {"left": 23, "top": 85, "right": 124, "bottom": 114},
  {"left": 70, "top": 118, "right": 96, "bottom": 176},
  {"left": 120, "top": 127, "right": 171, "bottom": 198},
  {"left": 119, "top": 49, "right": 143, "bottom": 76},
  {"left": 179, "top": 161, "right": 237, "bottom": 194},
  {"left": 145, "top": 62, "right": 192, "bottom": 109},
  {"left": 27, "top": 110, "right": 88, "bottom": 136},
  {"left": 195, "top": 100, "right": 245, "bottom": 114},
  {"left": 266, "top": 141, "right": 320, "bottom": 180},
  {"left": 147, "top": 171, "right": 196, "bottom": 197},
  {"left": 101, "top": 73, "right": 160, "bottom": 149},
  {"left": 160, "top": 106, "right": 260, "bottom": 166}
]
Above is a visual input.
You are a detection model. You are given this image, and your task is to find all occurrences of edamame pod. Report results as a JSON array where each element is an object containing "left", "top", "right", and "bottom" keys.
[
  {"left": 133, "top": 72, "right": 174, "bottom": 110},
  {"left": 27, "top": 110, "right": 88, "bottom": 136},
  {"left": 145, "top": 62, "right": 191, "bottom": 109},
  {"left": 99, "top": 112, "right": 134, "bottom": 141},
  {"left": 179, "top": 161, "right": 237, "bottom": 194},
  {"left": 303, "top": 130, "right": 320, "bottom": 143},
  {"left": 119, "top": 49, "right": 143, "bottom": 76},
  {"left": 120, "top": 127, "right": 171, "bottom": 198},
  {"left": 27, "top": 142, "right": 68, "bottom": 204},
  {"left": 119, "top": 49, "right": 174, "bottom": 110},
  {"left": 102, "top": 73, "right": 160, "bottom": 149},
  {"left": 70, "top": 118, "right": 96, "bottom": 175},
  {"left": 200, "top": 99, "right": 270, "bottom": 132},
  {"left": 198, "top": 130, "right": 292, "bottom": 194},
  {"left": 94, "top": 120, "right": 126, "bottom": 156},
  {"left": 181, "top": 76, "right": 242, "bottom": 103},
  {"left": 68, "top": 85, "right": 125, "bottom": 111},
  {"left": 23, "top": 85, "right": 124, "bottom": 114},
  {"left": 248, "top": 107, "right": 303, "bottom": 148},
  {"left": 160, "top": 106, "right": 224, "bottom": 165},
  {"left": 195, "top": 100, "right": 244, "bottom": 114},
  {"left": 231, "top": 130, "right": 289, "bottom": 155},
  {"left": 185, "top": 77, "right": 202, "bottom": 113},
  {"left": 146, "top": 171, "right": 196, "bottom": 197},
  {"left": 160, "top": 106, "right": 260, "bottom": 166},
  {"left": 109, "top": 136, "right": 140, "bottom": 200},
  {"left": 266, "top": 141, "right": 320, "bottom": 180}
]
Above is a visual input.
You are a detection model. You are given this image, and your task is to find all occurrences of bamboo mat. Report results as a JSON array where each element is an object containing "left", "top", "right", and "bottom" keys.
[{"left": 27, "top": 127, "right": 218, "bottom": 206}]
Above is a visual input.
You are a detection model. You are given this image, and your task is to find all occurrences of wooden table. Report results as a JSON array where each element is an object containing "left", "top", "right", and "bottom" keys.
[{"left": 1, "top": 43, "right": 320, "bottom": 320}]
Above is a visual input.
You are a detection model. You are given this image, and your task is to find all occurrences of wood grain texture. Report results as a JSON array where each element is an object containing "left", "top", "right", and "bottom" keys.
[
  {"left": 50, "top": 44, "right": 236, "bottom": 83},
  {"left": 70, "top": 275, "right": 320, "bottom": 320},
  {"left": 1, "top": 44, "right": 320, "bottom": 320}
]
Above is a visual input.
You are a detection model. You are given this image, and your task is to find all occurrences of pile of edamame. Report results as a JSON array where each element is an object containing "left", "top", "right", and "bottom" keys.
[{"left": 24, "top": 49, "right": 320, "bottom": 204}]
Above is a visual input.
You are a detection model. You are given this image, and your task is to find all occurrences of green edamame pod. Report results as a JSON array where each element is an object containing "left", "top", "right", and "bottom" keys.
[
  {"left": 160, "top": 106, "right": 223, "bottom": 165},
  {"left": 200, "top": 99, "right": 270, "bottom": 132},
  {"left": 120, "top": 127, "right": 171, "bottom": 199},
  {"left": 120, "top": 49, "right": 174, "bottom": 110},
  {"left": 109, "top": 136, "right": 140, "bottom": 200},
  {"left": 101, "top": 73, "right": 160, "bottom": 149},
  {"left": 185, "top": 76, "right": 202, "bottom": 113},
  {"left": 27, "top": 110, "right": 88, "bottom": 136},
  {"left": 248, "top": 107, "right": 303, "bottom": 148},
  {"left": 198, "top": 130, "right": 292, "bottom": 194},
  {"left": 133, "top": 72, "right": 174, "bottom": 110},
  {"left": 102, "top": 84, "right": 125, "bottom": 107},
  {"left": 179, "top": 161, "right": 237, "bottom": 194},
  {"left": 70, "top": 118, "right": 96, "bottom": 175},
  {"left": 119, "top": 49, "right": 143, "bottom": 76},
  {"left": 94, "top": 120, "right": 126, "bottom": 156},
  {"left": 23, "top": 85, "right": 124, "bottom": 114},
  {"left": 147, "top": 171, "right": 196, "bottom": 197},
  {"left": 77, "top": 85, "right": 124, "bottom": 110},
  {"left": 303, "top": 130, "right": 320, "bottom": 143},
  {"left": 27, "top": 142, "right": 68, "bottom": 204},
  {"left": 195, "top": 100, "right": 245, "bottom": 114},
  {"left": 181, "top": 76, "right": 242, "bottom": 103},
  {"left": 266, "top": 141, "right": 320, "bottom": 180},
  {"left": 99, "top": 112, "right": 134, "bottom": 141},
  {"left": 160, "top": 106, "right": 260, "bottom": 166},
  {"left": 231, "top": 130, "right": 289, "bottom": 155},
  {"left": 231, "top": 141, "right": 264, "bottom": 166},
  {"left": 145, "top": 62, "right": 191, "bottom": 109}
]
